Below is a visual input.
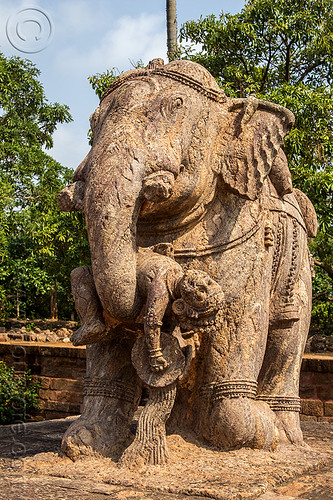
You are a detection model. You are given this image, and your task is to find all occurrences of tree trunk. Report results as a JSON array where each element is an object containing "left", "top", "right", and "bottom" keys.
[
  {"left": 50, "top": 281, "right": 58, "bottom": 320},
  {"left": 166, "top": 0, "right": 177, "bottom": 61},
  {"left": 16, "top": 291, "right": 20, "bottom": 319}
]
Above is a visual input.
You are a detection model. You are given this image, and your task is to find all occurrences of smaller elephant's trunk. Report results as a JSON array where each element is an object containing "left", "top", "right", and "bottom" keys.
[{"left": 85, "top": 155, "right": 146, "bottom": 321}]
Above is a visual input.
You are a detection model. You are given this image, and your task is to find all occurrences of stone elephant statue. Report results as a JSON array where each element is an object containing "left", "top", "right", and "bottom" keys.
[{"left": 58, "top": 58, "right": 317, "bottom": 464}]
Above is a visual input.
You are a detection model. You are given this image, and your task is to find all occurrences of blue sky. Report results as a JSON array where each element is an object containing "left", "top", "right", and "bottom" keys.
[{"left": 0, "top": 0, "right": 245, "bottom": 171}]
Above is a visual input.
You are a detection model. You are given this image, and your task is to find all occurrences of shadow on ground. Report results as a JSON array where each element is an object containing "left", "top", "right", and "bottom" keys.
[
  {"left": 0, "top": 418, "right": 332, "bottom": 499},
  {"left": 0, "top": 416, "right": 76, "bottom": 459}
]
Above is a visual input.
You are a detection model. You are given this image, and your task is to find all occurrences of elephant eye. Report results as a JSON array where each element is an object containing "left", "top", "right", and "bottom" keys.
[
  {"left": 173, "top": 97, "right": 183, "bottom": 109},
  {"left": 170, "top": 97, "right": 183, "bottom": 113},
  {"left": 161, "top": 96, "right": 184, "bottom": 118}
]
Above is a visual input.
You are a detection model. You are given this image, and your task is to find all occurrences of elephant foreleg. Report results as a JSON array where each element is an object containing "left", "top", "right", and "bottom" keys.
[
  {"left": 257, "top": 229, "right": 312, "bottom": 446},
  {"left": 61, "top": 338, "right": 142, "bottom": 460},
  {"left": 194, "top": 228, "right": 279, "bottom": 451},
  {"left": 70, "top": 266, "right": 107, "bottom": 346},
  {"left": 257, "top": 316, "right": 311, "bottom": 445}
]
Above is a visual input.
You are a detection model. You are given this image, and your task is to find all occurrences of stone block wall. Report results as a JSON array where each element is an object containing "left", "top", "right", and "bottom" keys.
[
  {"left": 0, "top": 343, "right": 332, "bottom": 422},
  {"left": 0, "top": 342, "right": 85, "bottom": 420},
  {"left": 300, "top": 354, "right": 333, "bottom": 423}
]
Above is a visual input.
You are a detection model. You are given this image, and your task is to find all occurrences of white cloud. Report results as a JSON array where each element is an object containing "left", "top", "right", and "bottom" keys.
[
  {"left": 49, "top": 123, "right": 90, "bottom": 171},
  {"left": 54, "top": 0, "right": 110, "bottom": 37},
  {"left": 55, "top": 12, "right": 167, "bottom": 76},
  {"left": 0, "top": 2, "right": 17, "bottom": 49}
]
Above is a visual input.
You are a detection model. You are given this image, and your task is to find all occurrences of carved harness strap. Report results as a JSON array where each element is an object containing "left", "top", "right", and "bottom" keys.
[
  {"left": 269, "top": 213, "right": 304, "bottom": 324},
  {"left": 174, "top": 217, "right": 263, "bottom": 259}
]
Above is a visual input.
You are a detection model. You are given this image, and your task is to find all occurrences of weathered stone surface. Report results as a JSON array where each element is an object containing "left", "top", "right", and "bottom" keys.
[
  {"left": 300, "top": 384, "right": 316, "bottom": 399},
  {"left": 300, "top": 414, "right": 317, "bottom": 422},
  {"left": 302, "top": 354, "right": 333, "bottom": 373},
  {"left": 0, "top": 419, "right": 332, "bottom": 500},
  {"left": 318, "top": 416, "right": 333, "bottom": 423},
  {"left": 56, "top": 327, "right": 70, "bottom": 339},
  {"left": 46, "top": 333, "right": 59, "bottom": 343},
  {"left": 305, "top": 334, "right": 333, "bottom": 353},
  {"left": 48, "top": 377, "right": 83, "bottom": 392},
  {"left": 301, "top": 399, "right": 324, "bottom": 417},
  {"left": 57, "top": 58, "right": 317, "bottom": 465},
  {"left": 324, "top": 402, "right": 333, "bottom": 417},
  {"left": 0, "top": 320, "right": 75, "bottom": 344}
]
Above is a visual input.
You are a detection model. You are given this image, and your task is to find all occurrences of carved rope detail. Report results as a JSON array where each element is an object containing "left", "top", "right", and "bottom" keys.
[
  {"left": 83, "top": 377, "right": 137, "bottom": 403},
  {"left": 271, "top": 213, "right": 284, "bottom": 288},
  {"left": 201, "top": 379, "right": 258, "bottom": 401},
  {"left": 100, "top": 68, "right": 226, "bottom": 104},
  {"left": 283, "top": 218, "right": 299, "bottom": 307},
  {"left": 174, "top": 218, "right": 263, "bottom": 259},
  {"left": 256, "top": 395, "right": 301, "bottom": 412}
]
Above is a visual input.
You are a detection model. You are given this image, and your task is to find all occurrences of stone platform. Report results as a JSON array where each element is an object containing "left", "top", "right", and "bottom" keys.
[
  {"left": 0, "top": 417, "right": 332, "bottom": 499},
  {"left": 1, "top": 342, "right": 332, "bottom": 422}
]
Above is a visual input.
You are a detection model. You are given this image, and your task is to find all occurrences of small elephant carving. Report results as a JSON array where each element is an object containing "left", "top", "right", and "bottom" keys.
[{"left": 59, "top": 58, "right": 317, "bottom": 465}]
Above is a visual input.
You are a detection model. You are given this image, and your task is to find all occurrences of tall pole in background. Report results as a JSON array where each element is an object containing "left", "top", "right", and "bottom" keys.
[{"left": 166, "top": 0, "right": 178, "bottom": 61}]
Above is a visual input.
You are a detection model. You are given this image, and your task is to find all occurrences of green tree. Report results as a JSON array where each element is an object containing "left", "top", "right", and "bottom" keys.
[
  {"left": 0, "top": 361, "right": 41, "bottom": 425},
  {"left": 180, "top": 0, "right": 333, "bottom": 332},
  {"left": 0, "top": 52, "right": 89, "bottom": 319}
]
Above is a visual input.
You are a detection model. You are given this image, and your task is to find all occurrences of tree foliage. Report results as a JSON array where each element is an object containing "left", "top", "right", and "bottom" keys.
[
  {"left": 180, "top": 0, "right": 333, "bottom": 332},
  {"left": 0, "top": 52, "right": 89, "bottom": 319},
  {"left": 0, "top": 361, "right": 41, "bottom": 425},
  {"left": 88, "top": 68, "right": 121, "bottom": 100}
]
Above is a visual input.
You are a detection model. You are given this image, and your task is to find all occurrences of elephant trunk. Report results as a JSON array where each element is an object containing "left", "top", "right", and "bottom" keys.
[
  {"left": 85, "top": 149, "right": 176, "bottom": 323},
  {"left": 85, "top": 153, "right": 146, "bottom": 322}
]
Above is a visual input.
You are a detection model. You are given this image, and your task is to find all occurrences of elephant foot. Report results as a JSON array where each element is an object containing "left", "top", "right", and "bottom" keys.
[
  {"left": 71, "top": 320, "right": 107, "bottom": 346},
  {"left": 61, "top": 414, "right": 133, "bottom": 461},
  {"left": 61, "top": 417, "right": 98, "bottom": 461},
  {"left": 206, "top": 398, "right": 278, "bottom": 451},
  {"left": 275, "top": 411, "right": 309, "bottom": 447}
]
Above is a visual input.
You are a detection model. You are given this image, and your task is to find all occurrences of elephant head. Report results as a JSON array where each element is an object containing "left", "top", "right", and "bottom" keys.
[{"left": 58, "top": 58, "right": 294, "bottom": 326}]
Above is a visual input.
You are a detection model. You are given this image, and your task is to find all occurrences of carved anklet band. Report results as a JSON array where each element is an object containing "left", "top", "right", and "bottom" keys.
[
  {"left": 83, "top": 377, "right": 137, "bottom": 403},
  {"left": 201, "top": 380, "right": 258, "bottom": 401},
  {"left": 256, "top": 395, "right": 301, "bottom": 412}
]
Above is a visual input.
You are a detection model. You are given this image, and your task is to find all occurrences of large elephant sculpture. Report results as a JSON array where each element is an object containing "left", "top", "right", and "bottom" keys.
[{"left": 58, "top": 58, "right": 317, "bottom": 464}]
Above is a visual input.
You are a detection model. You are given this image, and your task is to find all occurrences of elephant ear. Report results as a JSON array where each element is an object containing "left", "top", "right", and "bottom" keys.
[{"left": 220, "top": 98, "right": 295, "bottom": 200}]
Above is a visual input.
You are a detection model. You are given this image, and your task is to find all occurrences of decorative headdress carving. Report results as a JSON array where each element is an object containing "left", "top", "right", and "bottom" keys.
[{"left": 100, "top": 58, "right": 226, "bottom": 104}]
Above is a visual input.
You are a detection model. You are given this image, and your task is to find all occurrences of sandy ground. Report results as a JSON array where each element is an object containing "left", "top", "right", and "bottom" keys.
[{"left": 0, "top": 417, "right": 332, "bottom": 499}]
